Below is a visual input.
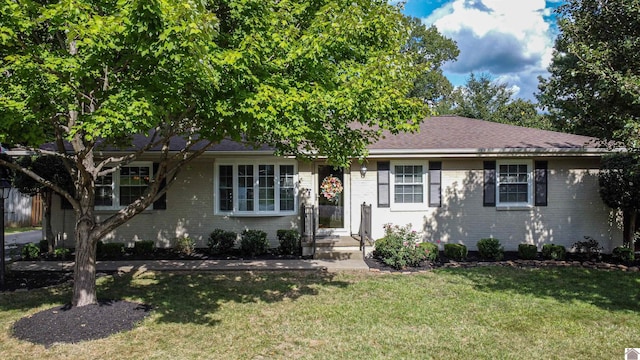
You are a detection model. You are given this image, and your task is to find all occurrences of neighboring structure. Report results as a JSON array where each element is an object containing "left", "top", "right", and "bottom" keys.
[{"left": 48, "top": 116, "right": 623, "bottom": 252}]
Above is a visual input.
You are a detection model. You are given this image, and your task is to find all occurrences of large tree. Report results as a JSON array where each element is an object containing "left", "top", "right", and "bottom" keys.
[
  {"left": 0, "top": 0, "right": 429, "bottom": 306},
  {"left": 446, "top": 73, "right": 550, "bottom": 129},
  {"left": 537, "top": 0, "right": 640, "bottom": 148},
  {"left": 404, "top": 17, "right": 459, "bottom": 106}
]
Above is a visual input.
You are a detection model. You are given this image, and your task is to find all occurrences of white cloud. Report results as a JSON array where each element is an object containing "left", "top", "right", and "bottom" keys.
[{"left": 423, "top": 0, "right": 557, "bottom": 101}]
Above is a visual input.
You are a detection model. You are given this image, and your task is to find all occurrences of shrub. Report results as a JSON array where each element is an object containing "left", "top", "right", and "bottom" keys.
[
  {"left": 39, "top": 239, "right": 49, "bottom": 253},
  {"left": 21, "top": 242, "right": 40, "bottom": 260},
  {"left": 208, "top": 229, "right": 237, "bottom": 255},
  {"left": 53, "top": 247, "right": 70, "bottom": 260},
  {"left": 277, "top": 229, "right": 301, "bottom": 256},
  {"left": 444, "top": 243, "right": 467, "bottom": 261},
  {"left": 174, "top": 236, "right": 196, "bottom": 255},
  {"left": 541, "top": 244, "right": 566, "bottom": 260},
  {"left": 133, "top": 240, "right": 155, "bottom": 255},
  {"left": 571, "top": 236, "right": 603, "bottom": 261},
  {"left": 240, "top": 230, "right": 269, "bottom": 256},
  {"left": 101, "top": 242, "right": 125, "bottom": 258},
  {"left": 477, "top": 238, "right": 504, "bottom": 261},
  {"left": 612, "top": 246, "right": 635, "bottom": 262},
  {"left": 417, "top": 242, "right": 438, "bottom": 262},
  {"left": 372, "top": 223, "right": 426, "bottom": 269},
  {"left": 518, "top": 244, "right": 538, "bottom": 260}
]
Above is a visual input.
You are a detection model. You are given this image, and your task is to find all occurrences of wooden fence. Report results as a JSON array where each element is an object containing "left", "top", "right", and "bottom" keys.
[{"left": 3, "top": 189, "right": 42, "bottom": 228}]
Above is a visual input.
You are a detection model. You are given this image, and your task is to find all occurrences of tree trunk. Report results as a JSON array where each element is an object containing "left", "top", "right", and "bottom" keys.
[
  {"left": 627, "top": 210, "right": 637, "bottom": 248},
  {"left": 43, "top": 191, "right": 54, "bottom": 253},
  {"left": 72, "top": 215, "right": 99, "bottom": 307}
]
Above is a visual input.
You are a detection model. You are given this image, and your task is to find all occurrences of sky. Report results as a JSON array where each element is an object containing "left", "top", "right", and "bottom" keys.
[{"left": 400, "top": 0, "right": 564, "bottom": 102}]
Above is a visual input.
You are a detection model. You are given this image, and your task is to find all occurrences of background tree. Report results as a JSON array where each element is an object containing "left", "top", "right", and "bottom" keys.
[
  {"left": 404, "top": 17, "right": 459, "bottom": 107},
  {"left": 445, "top": 73, "right": 551, "bottom": 129},
  {"left": 0, "top": 0, "right": 429, "bottom": 306},
  {"left": 537, "top": 0, "right": 640, "bottom": 241},
  {"left": 13, "top": 156, "right": 74, "bottom": 253},
  {"left": 598, "top": 153, "right": 640, "bottom": 247},
  {"left": 537, "top": 0, "right": 640, "bottom": 148}
]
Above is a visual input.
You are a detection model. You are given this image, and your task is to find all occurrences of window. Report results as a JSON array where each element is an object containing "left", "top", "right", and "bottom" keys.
[
  {"left": 498, "top": 163, "right": 529, "bottom": 203},
  {"left": 394, "top": 165, "right": 424, "bottom": 203},
  {"left": 215, "top": 161, "right": 297, "bottom": 215},
  {"left": 484, "top": 160, "right": 544, "bottom": 208},
  {"left": 95, "top": 162, "right": 155, "bottom": 209},
  {"left": 376, "top": 161, "right": 429, "bottom": 211}
]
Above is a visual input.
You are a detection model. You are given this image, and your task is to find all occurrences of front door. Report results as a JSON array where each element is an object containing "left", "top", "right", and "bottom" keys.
[{"left": 317, "top": 165, "right": 345, "bottom": 232}]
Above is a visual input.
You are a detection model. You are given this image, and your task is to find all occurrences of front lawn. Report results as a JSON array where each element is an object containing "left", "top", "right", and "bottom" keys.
[{"left": 1, "top": 267, "right": 638, "bottom": 359}]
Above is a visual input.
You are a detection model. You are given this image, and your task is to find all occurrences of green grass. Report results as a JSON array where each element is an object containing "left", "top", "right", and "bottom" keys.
[
  {"left": 4, "top": 226, "right": 41, "bottom": 234},
  {"left": 1, "top": 267, "right": 639, "bottom": 359}
]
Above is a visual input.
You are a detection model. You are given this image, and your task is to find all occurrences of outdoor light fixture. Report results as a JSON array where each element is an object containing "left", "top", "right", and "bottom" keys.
[
  {"left": 0, "top": 167, "right": 10, "bottom": 290},
  {"left": 359, "top": 163, "right": 367, "bottom": 178}
]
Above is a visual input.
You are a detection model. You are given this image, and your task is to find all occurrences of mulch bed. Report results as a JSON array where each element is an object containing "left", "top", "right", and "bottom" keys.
[
  {"left": 365, "top": 251, "right": 640, "bottom": 272},
  {"left": 11, "top": 300, "right": 152, "bottom": 347}
]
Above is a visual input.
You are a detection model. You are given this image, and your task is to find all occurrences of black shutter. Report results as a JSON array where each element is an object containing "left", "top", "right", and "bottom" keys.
[
  {"left": 534, "top": 161, "right": 548, "bottom": 206},
  {"left": 483, "top": 161, "right": 496, "bottom": 207},
  {"left": 429, "top": 161, "right": 442, "bottom": 207},
  {"left": 153, "top": 163, "right": 167, "bottom": 210},
  {"left": 377, "top": 161, "right": 390, "bottom": 208}
]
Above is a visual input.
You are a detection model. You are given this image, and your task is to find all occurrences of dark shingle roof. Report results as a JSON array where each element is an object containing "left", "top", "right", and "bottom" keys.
[{"left": 368, "top": 115, "right": 597, "bottom": 152}]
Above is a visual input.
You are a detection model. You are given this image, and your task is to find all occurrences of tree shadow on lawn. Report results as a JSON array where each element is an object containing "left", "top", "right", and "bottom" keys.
[
  {"left": 437, "top": 266, "right": 640, "bottom": 312},
  {"left": 94, "top": 269, "right": 351, "bottom": 326}
]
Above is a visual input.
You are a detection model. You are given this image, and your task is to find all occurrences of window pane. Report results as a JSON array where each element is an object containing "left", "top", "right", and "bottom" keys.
[
  {"left": 279, "top": 165, "right": 295, "bottom": 211},
  {"left": 219, "top": 165, "right": 233, "bottom": 211},
  {"left": 119, "top": 166, "right": 151, "bottom": 206},
  {"left": 259, "top": 165, "right": 275, "bottom": 211},
  {"left": 238, "top": 165, "right": 254, "bottom": 212},
  {"left": 394, "top": 165, "right": 423, "bottom": 203},
  {"left": 95, "top": 172, "right": 113, "bottom": 206}
]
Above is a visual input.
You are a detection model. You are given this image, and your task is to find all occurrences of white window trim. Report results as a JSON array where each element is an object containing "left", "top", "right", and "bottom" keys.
[
  {"left": 95, "top": 161, "right": 154, "bottom": 211},
  {"left": 496, "top": 159, "right": 533, "bottom": 209},
  {"left": 214, "top": 160, "right": 298, "bottom": 216},
  {"left": 390, "top": 160, "right": 428, "bottom": 211}
]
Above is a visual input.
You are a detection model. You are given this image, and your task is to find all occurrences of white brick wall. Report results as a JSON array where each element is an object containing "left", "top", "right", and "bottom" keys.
[
  {"left": 50, "top": 158, "right": 302, "bottom": 249},
  {"left": 351, "top": 157, "right": 623, "bottom": 252},
  {"left": 50, "top": 155, "right": 623, "bottom": 253}
]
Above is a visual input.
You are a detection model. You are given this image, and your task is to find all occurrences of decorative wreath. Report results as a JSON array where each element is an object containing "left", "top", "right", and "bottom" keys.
[{"left": 321, "top": 175, "right": 343, "bottom": 201}]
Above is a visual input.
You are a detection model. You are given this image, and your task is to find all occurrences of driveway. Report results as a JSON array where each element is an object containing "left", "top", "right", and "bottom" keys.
[{"left": 3, "top": 230, "right": 43, "bottom": 262}]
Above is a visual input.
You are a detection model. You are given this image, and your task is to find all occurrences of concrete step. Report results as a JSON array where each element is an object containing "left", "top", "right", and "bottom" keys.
[
  {"left": 313, "top": 248, "right": 363, "bottom": 260},
  {"left": 302, "top": 235, "right": 363, "bottom": 259}
]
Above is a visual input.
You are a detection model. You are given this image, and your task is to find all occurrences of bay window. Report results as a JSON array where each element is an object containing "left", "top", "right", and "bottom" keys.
[{"left": 215, "top": 161, "right": 297, "bottom": 215}]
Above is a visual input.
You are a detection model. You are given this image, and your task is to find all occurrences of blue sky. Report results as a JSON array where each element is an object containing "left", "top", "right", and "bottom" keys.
[{"left": 400, "top": 0, "right": 564, "bottom": 102}]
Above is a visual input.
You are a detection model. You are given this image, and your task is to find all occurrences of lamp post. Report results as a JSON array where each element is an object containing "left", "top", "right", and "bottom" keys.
[{"left": 0, "top": 169, "right": 10, "bottom": 290}]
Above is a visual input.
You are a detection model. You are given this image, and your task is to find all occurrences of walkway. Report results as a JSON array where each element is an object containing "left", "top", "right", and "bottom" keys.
[{"left": 10, "top": 258, "right": 370, "bottom": 273}]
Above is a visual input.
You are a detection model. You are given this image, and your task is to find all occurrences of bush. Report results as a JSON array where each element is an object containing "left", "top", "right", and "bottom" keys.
[
  {"left": 444, "top": 243, "right": 467, "bottom": 261},
  {"left": 477, "top": 238, "right": 504, "bottom": 261},
  {"left": 208, "top": 229, "right": 237, "bottom": 255},
  {"left": 21, "top": 242, "right": 40, "bottom": 260},
  {"left": 372, "top": 223, "right": 426, "bottom": 269},
  {"left": 571, "top": 236, "right": 603, "bottom": 261},
  {"left": 53, "top": 247, "right": 70, "bottom": 260},
  {"left": 101, "top": 242, "right": 125, "bottom": 258},
  {"left": 240, "top": 230, "right": 269, "bottom": 256},
  {"left": 133, "top": 240, "right": 155, "bottom": 255},
  {"left": 277, "top": 229, "right": 301, "bottom": 256},
  {"left": 174, "top": 236, "right": 196, "bottom": 255},
  {"left": 518, "top": 244, "right": 538, "bottom": 260},
  {"left": 39, "top": 239, "right": 49, "bottom": 253},
  {"left": 417, "top": 242, "right": 438, "bottom": 262},
  {"left": 612, "top": 246, "right": 635, "bottom": 262},
  {"left": 541, "top": 244, "right": 566, "bottom": 260}
]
